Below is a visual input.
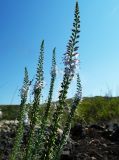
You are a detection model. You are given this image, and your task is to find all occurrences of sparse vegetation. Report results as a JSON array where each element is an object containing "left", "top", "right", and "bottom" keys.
[
  {"left": 1, "top": 96, "right": 119, "bottom": 125},
  {"left": 75, "top": 96, "right": 119, "bottom": 124}
]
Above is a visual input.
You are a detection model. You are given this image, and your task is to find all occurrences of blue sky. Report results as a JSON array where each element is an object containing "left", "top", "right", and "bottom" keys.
[{"left": 0, "top": 0, "right": 119, "bottom": 104}]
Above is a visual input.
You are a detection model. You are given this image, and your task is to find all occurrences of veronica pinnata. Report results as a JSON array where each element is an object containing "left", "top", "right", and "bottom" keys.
[
  {"left": 31, "top": 48, "right": 56, "bottom": 159},
  {"left": 41, "top": 2, "right": 80, "bottom": 160},
  {"left": 24, "top": 40, "right": 44, "bottom": 160},
  {"left": 10, "top": 2, "right": 81, "bottom": 160}
]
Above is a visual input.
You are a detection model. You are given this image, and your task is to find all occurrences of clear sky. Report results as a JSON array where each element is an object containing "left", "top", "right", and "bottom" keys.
[{"left": 0, "top": 0, "right": 119, "bottom": 104}]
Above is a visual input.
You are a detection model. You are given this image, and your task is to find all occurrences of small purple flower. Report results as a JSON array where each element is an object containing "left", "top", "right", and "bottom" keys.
[
  {"left": 72, "top": 52, "right": 79, "bottom": 58},
  {"left": 75, "top": 91, "right": 82, "bottom": 100},
  {"left": 20, "top": 86, "right": 29, "bottom": 98},
  {"left": 63, "top": 52, "right": 79, "bottom": 76},
  {"left": 71, "top": 59, "right": 79, "bottom": 64},
  {"left": 34, "top": 81, "right": 43, "bottom": 90},
  {"left": 32, "top": 80, "right": 46, "bottom": 95}
]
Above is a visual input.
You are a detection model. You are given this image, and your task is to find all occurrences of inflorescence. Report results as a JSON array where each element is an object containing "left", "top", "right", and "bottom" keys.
[{"left": 9, "top": 2, "right": 82, "bottom": 160}]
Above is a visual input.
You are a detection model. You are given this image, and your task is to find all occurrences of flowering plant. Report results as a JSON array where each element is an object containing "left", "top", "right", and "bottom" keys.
[{"left": 10, "top": 2, "right": 82, "bottom": 160}]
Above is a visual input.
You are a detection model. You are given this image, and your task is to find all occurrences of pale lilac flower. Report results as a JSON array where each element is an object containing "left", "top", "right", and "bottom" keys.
[
  {"left": 32, "top": 80, "right": 46, "bottom": 95},
  {"left": 63, "top": 52, "right": 79, "bottom": 76},
  {"left": 71, "top": 59, "right": 79, "bottom": 65},
  {"left": 20, "top": 86, "right": 29, "bottom": 99},
  {"left": 72, "top": 52, "right": 79, "bottom": 58},
  {"left": 34, "top": 81, "right": 43, "bottom": 90}
]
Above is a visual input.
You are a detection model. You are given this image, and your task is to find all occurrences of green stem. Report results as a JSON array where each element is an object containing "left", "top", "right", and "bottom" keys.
[
  {"left": 41, "top": 75, "right": 70, "bottom": 160},
  {"left": 52, "top": 100, "right": 79, "bottom": 160},
  {"left": 10, "top": 101, "right": 26, "bottom": 160},
  {"left": 23, "top": 90, "right": 41, "bottom": 160}
]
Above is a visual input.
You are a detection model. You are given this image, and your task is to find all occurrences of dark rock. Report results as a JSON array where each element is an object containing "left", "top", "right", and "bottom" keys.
[
  {"left": 60, "top": 151, "right": 73, "bottom": 160},
  {"left": 89, "top": 124, "right": 104, "bottom": 131},
  {"left": 110, "top": 125, "right": 119, "bottom": 143},
  {"left": 70, "top": 123, "right": 85, "bottom": 140},
  {"left": 1, "top": 121, "right": 119, "bottom": 160}
]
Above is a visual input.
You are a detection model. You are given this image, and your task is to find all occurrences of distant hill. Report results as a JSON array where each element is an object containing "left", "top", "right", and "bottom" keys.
[
  {"left": 0, "top": 105, "right": 20, "bottom": 120},
  {"left": 0, "top": 96, "right": 119, "bottom": 124}
]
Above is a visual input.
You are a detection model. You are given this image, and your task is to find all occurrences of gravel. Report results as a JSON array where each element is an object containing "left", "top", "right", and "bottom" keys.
[{"left": 0, "top": 121, "right": 119, "bottom": 160}]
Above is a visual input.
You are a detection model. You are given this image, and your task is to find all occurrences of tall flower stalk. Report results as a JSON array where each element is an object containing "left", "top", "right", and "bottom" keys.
[
  {"left": 41, "top": 2, "right": 80, "bottom": 159},
  {"left": 53, "top": 74, "right": 82, "bottom": 160},
  {"left": 23, "top": 40, "right": 44, "bottom": 160},
  {"left": 9, "top": 2, "right": 81, "bottom": 160},
  {"left": 10, "top": 67, "right": 29, "bottom": 160},
  {"left": 32, "top": 48, "right": 56, "bottom": 159}
]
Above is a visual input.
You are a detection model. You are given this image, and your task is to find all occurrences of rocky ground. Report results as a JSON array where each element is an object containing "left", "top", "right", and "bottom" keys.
[{"left": 0, "top": 121, "right": 119, "bottom": 160}]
